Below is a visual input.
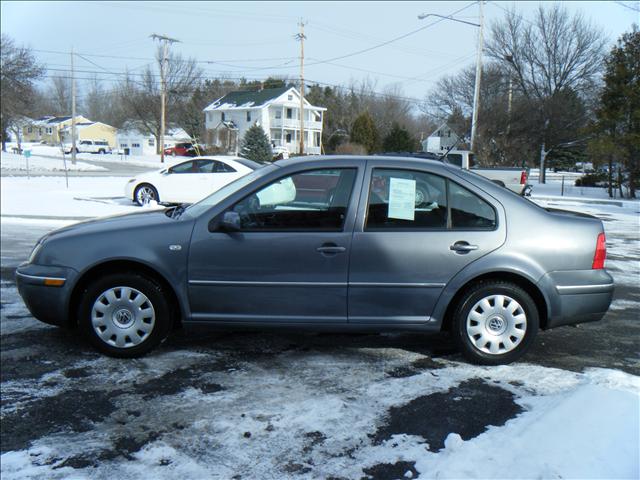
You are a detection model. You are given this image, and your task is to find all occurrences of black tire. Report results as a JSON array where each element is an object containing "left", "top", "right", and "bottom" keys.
[
  {"left": 78, "top": 272, "right": 172, "bottom": 358},
  {"left": 451, "top": 281, "right": 539, "bottom": 365},
  {"left": 134, "top": 183, "right": 159, "bottom": 206},
  {"left": 99, "top": 149, "right": 105, "bottom": 154}
]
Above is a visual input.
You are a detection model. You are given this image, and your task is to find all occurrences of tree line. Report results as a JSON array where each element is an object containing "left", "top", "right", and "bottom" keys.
[{"left": 1, "top": 5, "right": 638, "bottom": 197}]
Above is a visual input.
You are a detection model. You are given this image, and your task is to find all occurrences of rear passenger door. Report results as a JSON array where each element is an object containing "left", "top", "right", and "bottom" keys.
[{"left": 348, "top": 162, "right": 506, "bottom": 325}]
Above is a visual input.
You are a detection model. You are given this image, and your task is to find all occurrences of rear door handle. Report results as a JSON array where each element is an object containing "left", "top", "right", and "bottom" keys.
[
  {"left": 316, "top": 244, "right": 346, "bottom": 254},
  {"left": 450, "top": 241, "right": 479, "bottom": 253}
]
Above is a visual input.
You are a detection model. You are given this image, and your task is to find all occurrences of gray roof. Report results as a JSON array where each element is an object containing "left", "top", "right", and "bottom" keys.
[{"left": 204, "top": 86, "right": 291, "bottom": 111}]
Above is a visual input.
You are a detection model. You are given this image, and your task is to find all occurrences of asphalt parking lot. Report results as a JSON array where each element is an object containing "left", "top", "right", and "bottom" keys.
[{"left": 1, "top": 201, "right": 638, "bottom": 479}]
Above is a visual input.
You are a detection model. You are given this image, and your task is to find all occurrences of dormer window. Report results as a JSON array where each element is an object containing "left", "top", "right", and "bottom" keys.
[{"left": 288, "top": 94, "right": 293, "bottom": 101}]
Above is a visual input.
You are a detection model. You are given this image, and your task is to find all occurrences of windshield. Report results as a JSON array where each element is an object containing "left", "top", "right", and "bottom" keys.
[{"left": 183, "top": 164, "right": 278, "bottom": 218}]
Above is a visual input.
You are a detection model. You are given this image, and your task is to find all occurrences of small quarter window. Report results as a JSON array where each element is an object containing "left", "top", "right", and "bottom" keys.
[{"left": 449, "top": 181, "right": 496, "bottom": 229}]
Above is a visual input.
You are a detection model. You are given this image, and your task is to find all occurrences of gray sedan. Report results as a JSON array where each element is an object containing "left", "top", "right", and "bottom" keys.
[{"left": 16, "top": 156, "right": 614, "bottom": 364}]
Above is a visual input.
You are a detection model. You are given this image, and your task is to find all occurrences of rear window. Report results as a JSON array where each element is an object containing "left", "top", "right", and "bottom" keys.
[{"left": 234, "top": 158, "right": 263, "bottom": 170}]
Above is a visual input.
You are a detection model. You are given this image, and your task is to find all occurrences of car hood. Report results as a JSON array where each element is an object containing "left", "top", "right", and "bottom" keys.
[{"left": 43, "top": 209, "right": 177, "bottom": 242}]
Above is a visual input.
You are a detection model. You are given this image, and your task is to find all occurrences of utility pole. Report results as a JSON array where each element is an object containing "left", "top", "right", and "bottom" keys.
[
  {"left": 151, "top": 34, "right": 180, "bottom": 163},
  {"left": 71, "top": 47, "right": 77, "bottom": 165},
  {"left": 469, "top": 0, "right": 484, "bottom": 153},
  {"left": 418, "top": 6, "right": 483, "bottom": 151},
  {"left": 295, "top": 20, "right": 306, "bottom": 155}
]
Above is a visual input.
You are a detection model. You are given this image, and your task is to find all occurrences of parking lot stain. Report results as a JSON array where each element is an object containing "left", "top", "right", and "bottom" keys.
[
  {"left": 1, "top": 388, "right": 123, "bottom": 453},
  {"left": 372, "top": 379, "right": 523, "bottom": 452},
  {"left": 386, "top": 357, "right": 445, "bottom": 378},
  {"left": 133, "top": 365, "right": 226, "bottom": 399},
  {"left": 361, "top": 461, "right": 418, "bottom": 480}
]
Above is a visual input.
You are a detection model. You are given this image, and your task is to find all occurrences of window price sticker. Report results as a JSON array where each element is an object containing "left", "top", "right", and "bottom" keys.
[{"left": 388, "top": 177, "right": 416, "bottom": 220}]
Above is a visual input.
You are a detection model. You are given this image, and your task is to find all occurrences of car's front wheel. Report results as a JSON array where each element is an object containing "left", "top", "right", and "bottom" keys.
[
  {"left": 134, "top": 184, "right": 159, "bottom": 206},
  {"left": 78, "top": 273, "right": 172, "bottom": 357},
  {"left": 451, "top": 281, "right": 539, "bottom": 365}
]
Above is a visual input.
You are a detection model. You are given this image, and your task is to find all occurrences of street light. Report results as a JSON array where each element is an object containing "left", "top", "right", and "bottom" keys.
[{"left": 418, "top": 3, "right": 484, "bottom": 152}]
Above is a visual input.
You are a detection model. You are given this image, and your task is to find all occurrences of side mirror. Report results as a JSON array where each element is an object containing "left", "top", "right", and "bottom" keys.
[{"left": 209, "top": 211, "right": 241, "bottom": 233}]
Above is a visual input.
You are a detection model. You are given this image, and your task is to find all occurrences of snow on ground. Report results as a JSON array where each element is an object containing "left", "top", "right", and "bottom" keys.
[
  {"left": 5, "top": 142, "right": 186, "bottom": 168},
  {"left": 0, "top": 176, "right": 160, "bottom": 218},
  {"left": 0, "top": 355, "right": 637, "bottom": 480},
  {"left": 1, "top": 151, "right": 107, "bottom": 172}
]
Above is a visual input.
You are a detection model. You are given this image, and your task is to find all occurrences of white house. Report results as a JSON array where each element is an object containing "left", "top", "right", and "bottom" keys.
[
  {"left": 116, "top": 122, "right": 191, "bottom": 156},
  {"left": 422, "top": 123, "right": 462, "bottom": 154},
  {"left": 204, "top": 86, "right": 326, "bottom": 155}
]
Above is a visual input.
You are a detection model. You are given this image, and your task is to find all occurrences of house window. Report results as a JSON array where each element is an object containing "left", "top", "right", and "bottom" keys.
[
  {"left": 132, "top": 143, "right": 141, "bottom": 148},
  {"left": 246, "top": 111, "right": 251, "bottom": 122},
  {"left": 47, "top": 128, "right": 53, "bottom": 134},
  {"left": 120, "top": 143, "right": 128, "bottom": 148},
  {"left": 271, "top": 131, "right": 281, "bottom": 141},
  {"left": 286, "top": 132, "right": 292, "bottom": 143},
  {"left": 221, "top": 112, "right": 226, "bottom": 122},
  {"left": 447, "top": 130, "right": 451, "bottom": 137},
  {"left": 275, "top": 110, "right": 282, "bottom": 119},
  {"left": 286, "top": 108, "right": 293, "bottom": 119},
  {"left": 315, "top": 132, "right": 321, "bottom": 147},
  {"left": 148, "top": 138, "right": 155, "bottom": 146},
  {"left": 27, "top": 127, "right": 33, "bottom": 133},
  {"left": 288, "top": 94, "right": 293, "bottom": 101}
]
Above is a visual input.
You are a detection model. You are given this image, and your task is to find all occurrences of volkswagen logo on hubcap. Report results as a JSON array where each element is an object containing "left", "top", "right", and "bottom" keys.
[{"left": 113, "top": 308, "right": 134, "bottom": 328}]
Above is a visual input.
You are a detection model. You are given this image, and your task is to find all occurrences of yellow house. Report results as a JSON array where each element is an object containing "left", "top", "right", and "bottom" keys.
[
  {"left": 61, "top": 121, "right": 117, "bottom": 148},
  {"left": 22, "top": 116, "right": 91, "bottom": 144}
]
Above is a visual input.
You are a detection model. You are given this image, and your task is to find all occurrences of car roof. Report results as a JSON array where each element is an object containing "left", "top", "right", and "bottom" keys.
[{"left": 275, "top": 154, "right": 448, "bottom": 170}]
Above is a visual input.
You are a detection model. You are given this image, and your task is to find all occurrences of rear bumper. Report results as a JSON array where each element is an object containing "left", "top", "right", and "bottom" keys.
[
  {"left": 16, "top": 263, "right": 77, "bottom": 327},
  {"left": 538, "top": 270, "right": 614, "bottom": 329}
]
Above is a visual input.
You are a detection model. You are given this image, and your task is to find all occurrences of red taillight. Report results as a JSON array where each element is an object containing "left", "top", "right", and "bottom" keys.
[
  {"left": 592, "top": 232, "right": 606, "bottom": 269},
  {"left": 520, "top": 170, "right": 528, "bottom": 185}
]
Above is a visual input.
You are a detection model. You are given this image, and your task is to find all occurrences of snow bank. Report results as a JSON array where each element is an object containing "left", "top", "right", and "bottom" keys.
[
  {"left": 0, "top": 176, "right": 159, "bottom": 218},
  {"left": 412, "top": 383, "right": 639, "bottom": 479},
  {"left": 1, "top": 152, "right": 106, "bottom": 172}
]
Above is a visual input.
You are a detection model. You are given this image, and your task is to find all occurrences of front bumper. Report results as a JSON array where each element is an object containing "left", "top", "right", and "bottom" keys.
[
  {"left": 538, "top": 269, "right": 614, "bottom": 329},
  {"left": 16, "top": 263, "right": 78, "bottom": 327}
]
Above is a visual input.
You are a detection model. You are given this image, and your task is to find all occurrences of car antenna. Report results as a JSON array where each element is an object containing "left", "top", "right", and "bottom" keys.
[{"left": 439, "top": 137, "right": 463, "bottom": 165}]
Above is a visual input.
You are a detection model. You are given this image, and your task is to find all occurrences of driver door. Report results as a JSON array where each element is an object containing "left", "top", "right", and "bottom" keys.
[{"left": 187, "top": 165, "right": 362, "bottom": 324}]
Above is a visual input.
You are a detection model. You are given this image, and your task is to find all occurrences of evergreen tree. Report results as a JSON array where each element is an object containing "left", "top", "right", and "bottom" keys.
[
  {"left": 240, "top": 125, "right": 272, "bottom": 163},
  {"left": 350, "top": 112, "right": 379, "bottom": 154},
  {"left": 382, "top": 123, "right": 416, "bottom": 152},
  {"left": 593, "top": 27, "right": 639, "bottom": 198}
]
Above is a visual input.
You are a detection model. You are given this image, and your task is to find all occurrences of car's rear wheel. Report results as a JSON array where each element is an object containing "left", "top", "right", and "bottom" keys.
[
  {"left": 451, "top": 281, "right": 539, "bottom": 365},
  {"left": 134, "top": 184, "right": 159, "bottom": 206},
  {"left": 78, "top": 273, "right": 172, "bottom": 357}
]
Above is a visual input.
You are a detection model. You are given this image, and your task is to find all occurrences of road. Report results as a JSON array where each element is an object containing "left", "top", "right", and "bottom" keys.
[{"left": 1, "top": 201, "right": 638, "bottom": 479}]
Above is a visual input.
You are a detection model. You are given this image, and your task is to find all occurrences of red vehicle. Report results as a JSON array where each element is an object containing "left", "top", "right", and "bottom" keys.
[{"left": 163, "top": 142, "right": 199, "bottom": 157}]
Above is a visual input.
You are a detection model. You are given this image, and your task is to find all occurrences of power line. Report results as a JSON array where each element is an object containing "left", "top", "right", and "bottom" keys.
[{"left": 614, "top": 1, "right": 640, "bottom": 12}]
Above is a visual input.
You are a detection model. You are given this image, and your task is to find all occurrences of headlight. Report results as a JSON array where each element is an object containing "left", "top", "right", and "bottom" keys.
[{"left": 28, "top": 242, "right": 43, "bottom": 263}]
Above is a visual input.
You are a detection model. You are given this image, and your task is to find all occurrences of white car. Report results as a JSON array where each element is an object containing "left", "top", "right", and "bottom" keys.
[{"left": 125, "top": 156, "right": 263, "bottom": 206}]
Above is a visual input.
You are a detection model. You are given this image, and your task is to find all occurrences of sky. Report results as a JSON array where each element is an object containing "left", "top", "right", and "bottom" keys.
[{"left": 1, "top": 1, "right": 638, "bottom": 102}]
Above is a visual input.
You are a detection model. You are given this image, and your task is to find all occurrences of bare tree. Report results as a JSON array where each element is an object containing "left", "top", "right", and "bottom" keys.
[
  {"left": 48, "top": 75, "right": 73, "bottom": 115},
  {"left": 0, "top": 34, "right": 45, "bottom": 150},
  {"left": 486, "top": 5, "right": 607, "bottom": 180},
  {"left": 120, "top": 49, "right": 203, "bottom": 152}
]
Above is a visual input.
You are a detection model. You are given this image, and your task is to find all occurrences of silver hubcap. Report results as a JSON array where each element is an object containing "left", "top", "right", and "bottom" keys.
[
  {"left": 91, "top": 286, "right": 155, "bottom": 349},
  {"left": 137, "top": 186, "right": 156, "bottom": 204},
  {"left": 466, "top": 294, "right": 527, "bottom": 355}
]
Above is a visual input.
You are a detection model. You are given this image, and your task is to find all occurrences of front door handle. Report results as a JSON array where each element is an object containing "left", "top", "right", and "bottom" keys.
[
  {"left": 316, "top": 244, "right": 346, "bottom": 254},
  {"left": 450, "top": 241, "right": 479, "bottom": 254}
]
